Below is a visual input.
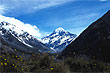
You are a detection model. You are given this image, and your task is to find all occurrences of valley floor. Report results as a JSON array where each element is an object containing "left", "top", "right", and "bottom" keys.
[{"left": 0, "top": 52, "right": 110, "bottom": 73}]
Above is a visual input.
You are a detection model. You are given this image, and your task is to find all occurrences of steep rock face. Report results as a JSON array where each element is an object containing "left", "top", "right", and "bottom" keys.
[
  {"left": 42, "top": 27, "right": 77, "bottom": 52},
  {"left": 60, "top": 10, "right": 110, "bottom": 62},
  {"left": 0, "top": 21, "right": 50, "bottom": 54}
]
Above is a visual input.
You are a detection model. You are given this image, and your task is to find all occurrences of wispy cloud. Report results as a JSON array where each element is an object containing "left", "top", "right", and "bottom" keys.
[
  {"left": 63, "top": 13, "right": 99, "bottom": 23},
  {"left": 0, "top": 0, "right": 73, "bottom": 38},
  {"left": 0, "top": 0, "right": 74, "bottom": 38},
  {"left": 33, "top": 0, "right": 73, "bottom": 10},
  {"left": 0, "top": 0, "right": 74, "bottom": 15},
  {"left": 0, "top": 15, "right": 41, "bottom": 37},
  {"left": 0, "top": 5, "right": 7, "bottom": 15},
  {"left": 100, "top": 0, "right": 109, "bottom": 1},
  {"left": 46, "top": 12, "right": 99, "bottom": 27}
]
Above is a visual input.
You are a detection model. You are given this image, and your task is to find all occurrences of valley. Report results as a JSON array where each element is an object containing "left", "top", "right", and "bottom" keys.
[
  {"left": 0, "top": 10, "right": 110, "bottom": 73},
  {"left": 0, "top": 1, "right": 110, "bottom": 72}
]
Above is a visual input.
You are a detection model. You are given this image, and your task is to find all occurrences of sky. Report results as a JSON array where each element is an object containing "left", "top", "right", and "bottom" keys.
[{"left": 0, "top": 0, "right": 110, "bottom": 39}]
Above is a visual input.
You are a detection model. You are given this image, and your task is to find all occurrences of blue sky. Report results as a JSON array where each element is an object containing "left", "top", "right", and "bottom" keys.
[{"left": 0, "top": 0, "right": 110, "bottom": 38}]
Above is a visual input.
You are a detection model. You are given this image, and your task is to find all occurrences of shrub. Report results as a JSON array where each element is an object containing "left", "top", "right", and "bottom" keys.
[
  {"left": 64, "top": 57, "right": 110, "bottom": 72},
  {"left": 0, "top": 53, "right": 27, "bottom": 72},
  {"left": 26, "top": 53, "right": 70, "bottom": 73}
]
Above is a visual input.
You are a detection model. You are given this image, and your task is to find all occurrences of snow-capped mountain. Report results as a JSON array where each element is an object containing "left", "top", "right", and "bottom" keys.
[
  {"left": 0, "top": 21, "right": 50, "bottom": 54},
  {"left": 41, "top": 27, "right": 77, "bottom": 52}
]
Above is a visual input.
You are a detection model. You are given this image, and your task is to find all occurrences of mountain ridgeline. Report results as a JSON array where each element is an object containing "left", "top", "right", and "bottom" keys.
[
  {"left": 0, "top": 21, "right": 51, "bottom": 55},
  {"left": 60, "top": 10, "right": 110, "bottom": 62}
]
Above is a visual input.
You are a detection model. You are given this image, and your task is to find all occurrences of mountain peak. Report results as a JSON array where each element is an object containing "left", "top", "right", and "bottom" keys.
[
  {"left": 54, "top": 27, "right": 66, "bottom": 33},
  {"left": 42, "top": 27, "right": 77, "bottom": 53}
]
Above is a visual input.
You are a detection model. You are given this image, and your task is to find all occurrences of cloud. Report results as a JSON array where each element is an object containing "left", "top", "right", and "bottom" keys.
[
  {"left": 46, "top": 12, "right": 99, "bottom": 27},
  {"left": 33, "top": 0, "right": 73, "bottom": 10},
  {"left": 0, "top": 5, "right": 7, "bottom": 15},
  {"left": 0, "top": 0, "right": 74, "bottom": 15},
  {"left": 0, "top": 15, "right": 41, "bottom": 37},
  {"left": 100, "top": 0, "right": 109, "bottom": 1},
  {"left": 0, "top": 0, "right": 72, "bottom": 38}
]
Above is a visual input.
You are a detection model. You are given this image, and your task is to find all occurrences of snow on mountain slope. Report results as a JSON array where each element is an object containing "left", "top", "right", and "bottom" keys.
[
  {"left": 0, "top": 15, "right": 41, "bottom": 37},
  {"left": 41, "top": 27, "right": 77, "bottom": 52},
  {"left": 0, "top": 21, "right": 32, "bottom": 47},
  {"left": 0, "top": 21, "right": 50, "bottom": 53}
]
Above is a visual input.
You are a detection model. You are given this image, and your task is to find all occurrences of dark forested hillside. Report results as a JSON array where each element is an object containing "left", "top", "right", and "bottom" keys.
[{"left": 60, "top": 10, "right": 110, "bottom": 62}]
